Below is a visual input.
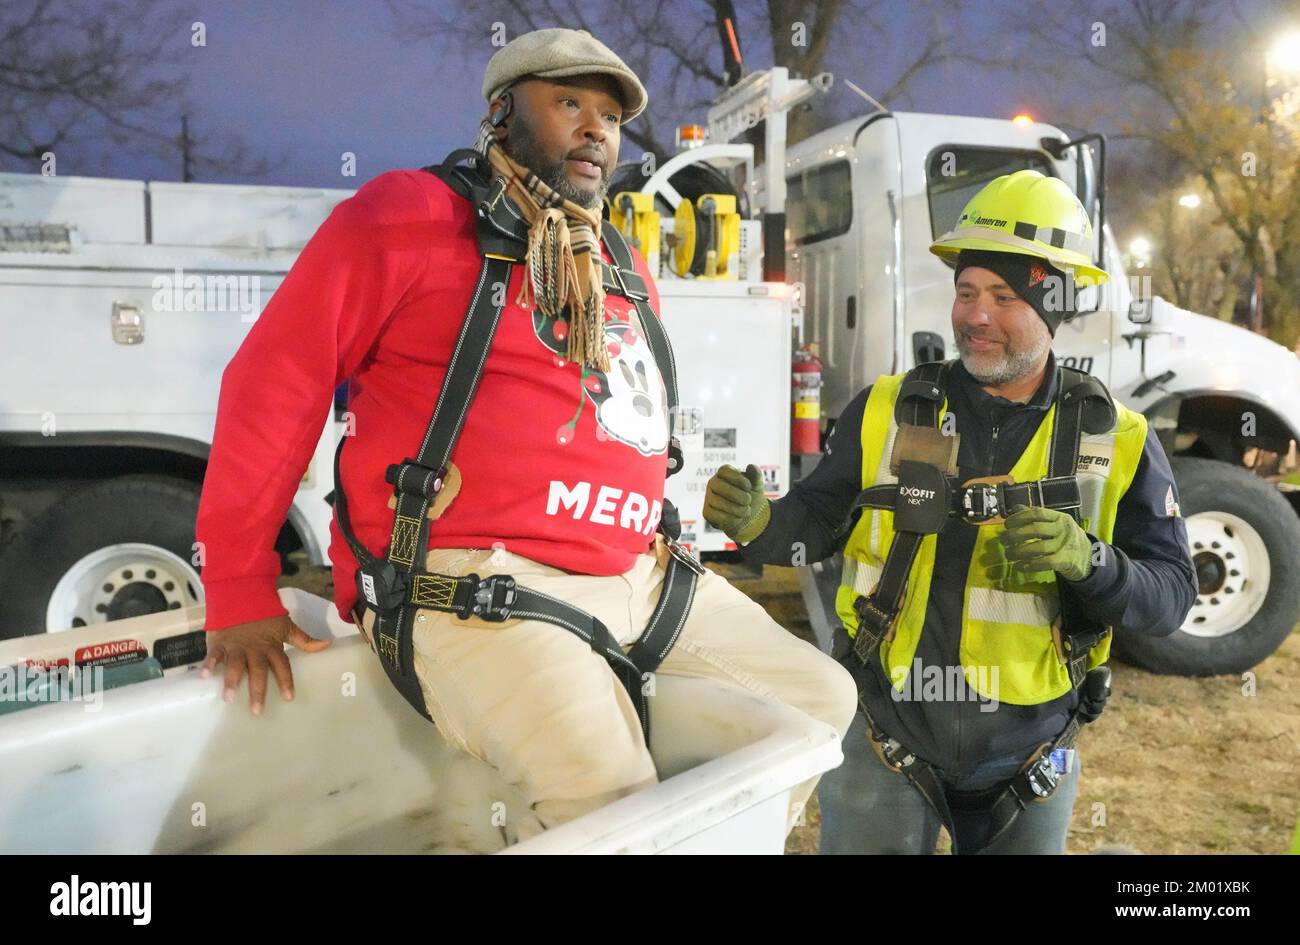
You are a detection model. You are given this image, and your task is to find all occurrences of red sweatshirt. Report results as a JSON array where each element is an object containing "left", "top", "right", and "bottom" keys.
[{"left": 196, "top": 169, "right": 669, "bottom": 632}]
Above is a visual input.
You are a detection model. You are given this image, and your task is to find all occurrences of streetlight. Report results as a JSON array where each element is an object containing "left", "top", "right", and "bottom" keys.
[
  {"left": 1266, "top": 29, "right": 1300, "bottom": 126},
  {"left": 1266, "top": 30, "right": 1300, "bottom": 77},
  {"left": 1178, "top": 193, "right": 1201, "bottom": 209},
  {"left": 1129, "top": 236, "right": 1151, "bottom": 269}
]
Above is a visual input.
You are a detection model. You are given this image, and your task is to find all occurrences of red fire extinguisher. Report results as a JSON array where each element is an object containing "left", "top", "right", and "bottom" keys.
[{"left": 792, "top": 345, "right": 823, "bottom": 454}]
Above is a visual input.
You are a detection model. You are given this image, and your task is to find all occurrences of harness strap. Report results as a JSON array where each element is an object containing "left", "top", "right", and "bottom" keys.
[
  {"left": 336, "top": 241, "right": 512, "bottom": 718},
  {"left": 625, "top": 545, "right": 701, "bottom": 675},
  {"left": 1046, "top": 365, "right": 1117, "bottom": 687},
  {"left": 401, "top": 569, "right": 654, "bottom": 734},
  {"left": 847, "top": 360, "right": 948, "bottom": 661},
  {"left": 848, "top": 475, "right": 1081, "bottom": 519},
  {"left": 1048, "top": 366, "right": 1115, "bottom": 494},
  {"left": 602, "top": 226, "right": 686, "bottom": 480},
  {"left": 851, "top": 531, "right": 922, "bottom": 661},
  {"left": 860, "top": 708, "right": 960, "bottom": 850},
  {"left": 893, "top": 360, "right": 949, "bottom": 427},
  {"left": 863, "top": 665, "right": 1111, "bottom": 854},
  {"left": 978, "top": 665, "right": 1111, "bottom": 850}
]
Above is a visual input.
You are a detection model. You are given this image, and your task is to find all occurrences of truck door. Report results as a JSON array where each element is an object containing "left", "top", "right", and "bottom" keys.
[
  {"left": 903, "top": 139, "right": 1114, "bottom": 383},
  {"left": 787, "top": 114, "right": 903, "bottom": 424}
]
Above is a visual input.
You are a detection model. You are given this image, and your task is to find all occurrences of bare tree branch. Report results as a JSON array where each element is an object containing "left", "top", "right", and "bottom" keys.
[{"left": 0, "top": 0, "right": 278, "bottom": 179}]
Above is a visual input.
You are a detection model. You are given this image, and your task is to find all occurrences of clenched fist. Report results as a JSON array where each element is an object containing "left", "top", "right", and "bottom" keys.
[
  {"left": 997, "top": 505, "right": 1096, "bottom": 582},
  {"left": 704, "top": 463, "right": 771, "bottom": 544}
]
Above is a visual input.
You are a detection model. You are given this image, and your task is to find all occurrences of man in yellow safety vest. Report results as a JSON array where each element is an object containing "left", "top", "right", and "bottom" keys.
[{"left": 704, "top": 170, "right": 1197, "bottom": 854}]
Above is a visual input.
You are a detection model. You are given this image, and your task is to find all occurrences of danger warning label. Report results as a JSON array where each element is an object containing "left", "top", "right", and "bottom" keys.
[{"left": 75, "top": 639, "right": 147, "bottom": 669}]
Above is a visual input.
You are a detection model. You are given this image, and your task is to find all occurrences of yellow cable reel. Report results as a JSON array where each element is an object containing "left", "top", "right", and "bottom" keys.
[{"left": 670, "top": 193, "right": 740, "bottom": 279}]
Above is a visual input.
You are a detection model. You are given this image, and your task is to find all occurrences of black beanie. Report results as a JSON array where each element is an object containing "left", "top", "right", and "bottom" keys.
[{"left": 953, "top": 249, "right": 1074, "bottom": 336}]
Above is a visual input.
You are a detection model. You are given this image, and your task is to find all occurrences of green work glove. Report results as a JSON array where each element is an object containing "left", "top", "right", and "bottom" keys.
[
  {"left": 704, "top": 464, "right": 771, "bottom": 544},
  {"left": 997, "top": 505, "right": 1096, "bottom": 582}
]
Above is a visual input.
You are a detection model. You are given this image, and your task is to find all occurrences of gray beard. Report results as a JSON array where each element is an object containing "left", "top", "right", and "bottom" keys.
[
  {"left": 958, "top": 328, "right": 1052, "bottom": 386},
  {"left": 503, "top": 116, "right": 610, "bottom": 211}
]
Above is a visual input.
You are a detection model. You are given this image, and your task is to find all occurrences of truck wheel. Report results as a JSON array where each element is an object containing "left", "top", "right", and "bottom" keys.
[
  {"left": 0, "top": 475, "right": 204, "bottom": 638},
  {"left": 1112, "top": 457, "right": 1300, "bottom": 675}
]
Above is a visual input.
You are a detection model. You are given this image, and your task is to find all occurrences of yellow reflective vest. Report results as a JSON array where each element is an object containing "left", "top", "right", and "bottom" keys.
[{"left": 836, "top": 369, "right": 1148, "bottom": 705}]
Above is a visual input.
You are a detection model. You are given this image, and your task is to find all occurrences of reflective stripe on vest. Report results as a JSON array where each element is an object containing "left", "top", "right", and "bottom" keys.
[{"left": 835, "top": 369, "right": 1147, "bottom": 705}]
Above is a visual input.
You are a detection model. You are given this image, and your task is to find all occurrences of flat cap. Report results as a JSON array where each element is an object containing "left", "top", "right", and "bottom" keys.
[{"left": 482, "top": 27, "right": 648, "bottom": 123}]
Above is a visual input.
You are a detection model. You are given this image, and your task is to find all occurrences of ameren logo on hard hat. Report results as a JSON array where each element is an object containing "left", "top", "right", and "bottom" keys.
[{"left": 964, "top": 214, "right": 1008, "bottom": 228}]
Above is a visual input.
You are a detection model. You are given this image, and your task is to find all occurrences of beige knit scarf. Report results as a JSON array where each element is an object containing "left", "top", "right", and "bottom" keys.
[{"left": 474, "top": 118, "right": 610, "bottom": 372}]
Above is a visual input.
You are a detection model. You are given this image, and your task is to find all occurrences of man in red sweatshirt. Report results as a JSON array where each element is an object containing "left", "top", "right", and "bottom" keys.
[{"left": 195, "top": 27, "right": 855, "bottom": 846}]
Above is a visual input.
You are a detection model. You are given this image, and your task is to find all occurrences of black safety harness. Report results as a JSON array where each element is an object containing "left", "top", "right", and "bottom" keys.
[
  {"left": 332, "top": 149, "right": 703, "bottom": 743},
  {"left": 844, "top": 358, "right": 1117, "bottom": 853}
]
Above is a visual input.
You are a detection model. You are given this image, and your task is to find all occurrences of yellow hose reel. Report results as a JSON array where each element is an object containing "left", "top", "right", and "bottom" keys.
[{"left": 670, "top": 194, "right": 740, "bottom": 280}]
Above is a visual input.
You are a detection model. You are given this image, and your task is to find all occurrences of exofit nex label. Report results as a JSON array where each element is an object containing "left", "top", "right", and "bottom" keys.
[
  {"left": 50, "top": 876, "right": 151, "bottom": 925},
  {"left": 898, "top": 485, "right": 937, "bottom": 504}
]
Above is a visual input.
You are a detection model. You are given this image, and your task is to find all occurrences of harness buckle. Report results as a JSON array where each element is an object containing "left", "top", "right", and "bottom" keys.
[
  {"left": 879, "top": 736, "right": 917, "bottom": 772},
  {"left": 664, "top": 534, "right": 707, "bottom": 576},
  {"left": 666, "top": 436, "right": 684, "bottom": 478},
  {"left": 605, "top": 260, "right": 649, "bottom": 302},
  {"left": 864, "top": 716, "right": 916, "bottom": 772},
  {"left": 851, "top": 595, "right": 896, "bottom": 661},
  {"left": 959, "top": 474, "right": 1015, "bottom": 525},
  {"left": 463, "top": 573, "right": 517, "bottom": 621},
  {"left": 385, "top": 458, "right": 447, "bottom": 500},
  {"left": 1024, "top": 751, "right": 1062, "bottom": 798},
  {"left": 608, "top": 260, "right": 631, "bottom": 298}
]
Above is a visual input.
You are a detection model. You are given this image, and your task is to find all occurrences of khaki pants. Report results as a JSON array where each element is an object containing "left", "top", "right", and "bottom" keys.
[{"left": 355, "top": 538, "right": 857, "bottom": 847}]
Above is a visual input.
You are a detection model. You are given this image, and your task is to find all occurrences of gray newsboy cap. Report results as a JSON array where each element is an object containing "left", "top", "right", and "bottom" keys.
[{"left": 482, "top": 28, "right": 648, "bottom": 123}]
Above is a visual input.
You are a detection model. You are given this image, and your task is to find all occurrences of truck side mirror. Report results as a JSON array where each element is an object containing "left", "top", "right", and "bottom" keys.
[
  {"left": 1127, "top": 297, "right": 1153, "bottom": 324},
  {"left": 1077, "top": 144, "right": 1098, "bottom": 231}
]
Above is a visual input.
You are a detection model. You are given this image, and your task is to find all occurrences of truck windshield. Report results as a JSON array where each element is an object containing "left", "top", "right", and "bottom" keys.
[
  {"left": 786, "top": 160, "right": 852, "bottom": 245},
  {"left": 926, "top": 147, "right": 1052, "bottom": 239}
]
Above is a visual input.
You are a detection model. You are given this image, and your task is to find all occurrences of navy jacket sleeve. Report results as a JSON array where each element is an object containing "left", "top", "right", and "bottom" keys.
[
  {"left": 738, "top": 386, "right": 871, "bottom": 566},
  {"left": 1059, "top": 425, "right": 1198, "bottom": 637}
]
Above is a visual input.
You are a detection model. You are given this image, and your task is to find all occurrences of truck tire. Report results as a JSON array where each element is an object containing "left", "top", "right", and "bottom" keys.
[
  {"left": 0, "top": 475, "right": 205, "bottom": 638},
  {"left": 1112, "top": 457, "right": 1300, "bottom": 675}
]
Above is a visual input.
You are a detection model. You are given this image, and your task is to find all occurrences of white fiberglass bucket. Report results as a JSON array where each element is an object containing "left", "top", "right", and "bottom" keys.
[{"left": 0, "top": 588, "right": 841, "bottom": 854}]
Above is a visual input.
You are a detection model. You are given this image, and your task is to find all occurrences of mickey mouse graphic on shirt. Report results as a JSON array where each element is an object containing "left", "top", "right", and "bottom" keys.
[{"left": 532, "top": 304, "right": 670, "bottom": 456}]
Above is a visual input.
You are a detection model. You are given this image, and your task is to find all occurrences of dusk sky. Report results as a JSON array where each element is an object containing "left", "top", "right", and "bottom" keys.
[
  {"left": 66, "top": 0, "right": 1160, "bottom": 189},
  {"left": 15, "top": 0, "right": 1288, "bottom": 196}
]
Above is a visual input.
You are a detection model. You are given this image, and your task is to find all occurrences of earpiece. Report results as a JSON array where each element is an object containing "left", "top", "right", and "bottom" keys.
[{"left": 489, "top": 90, "right": 514, "bottom": 128}]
